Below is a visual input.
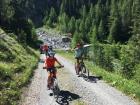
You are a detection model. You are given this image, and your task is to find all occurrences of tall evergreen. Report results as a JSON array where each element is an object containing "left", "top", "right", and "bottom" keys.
[
  {"left": 68, "top": 17, "right": 75, "bottom": 34},
  {"left": 90, "top": 26, "right": 98, "bottom": 45},
  {"left": 108, "top": 17, "right": 121, "bottom": 43},
  {"left": 98, "top": 20, "right": 106, "bottom": 42},
  {"left": 108, "top": 0, "right": 122, "bottom": 43},
  {"left": 81, "top": 5, "right": 87, "bottom": 20},
  {"left": 58, "top": 12, "right": 69, "bottom": 32},
  {"left": 71, "top": 31, "right": 82, "bottom": 47},
  {"left": 47, "top": 7, "right": 57, "bottom": 27},
  {"left": 121, "top": 0, "right": 133, "bottom": 42}
]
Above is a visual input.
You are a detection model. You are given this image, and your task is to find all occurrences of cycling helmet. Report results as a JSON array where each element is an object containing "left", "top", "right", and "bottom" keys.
[
  {"left": 48, "top": 51, "right": 55, "bottom": 57},
  {"left": 48, "top": 45, "right": 53, "bottom": 50}
]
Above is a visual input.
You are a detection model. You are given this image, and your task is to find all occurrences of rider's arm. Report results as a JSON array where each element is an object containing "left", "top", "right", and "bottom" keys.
[
  {"left": 56, "top": 60, "right": 63, "bottom": 66},
  {"left": 55, "top": 57, "right": 63, "bottom": 66},
  {"left": 43, "top": 58, "right": 47, "bottom": 68}
]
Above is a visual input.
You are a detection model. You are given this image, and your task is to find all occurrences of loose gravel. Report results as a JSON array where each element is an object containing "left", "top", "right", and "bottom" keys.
[
  {"left": 56, "top": 55, "right": 138, "bottom": 105},
  {"left": 20, "top": 54, "right": 138, "bottom": 105}
]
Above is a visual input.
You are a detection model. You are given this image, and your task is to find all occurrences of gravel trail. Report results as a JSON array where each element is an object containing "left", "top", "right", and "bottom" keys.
[
  {"left": 20, "top": 54, "right": 138, "bottom": 105},
  {"left": 56, "top": 55, "right": 138, "bottom": 105},
  {"left": 20, "top": 54, "right": 58, "bottom": 105}
]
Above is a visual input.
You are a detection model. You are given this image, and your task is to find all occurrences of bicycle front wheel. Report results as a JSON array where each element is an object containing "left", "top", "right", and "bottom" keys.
[{"left": 81, "top": 65, "right": 89, "bottom": 78}]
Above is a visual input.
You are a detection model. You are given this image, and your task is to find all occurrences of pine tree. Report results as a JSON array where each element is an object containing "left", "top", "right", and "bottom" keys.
[
  {"left": 71, "top": 31, "right": 82, "bottom": 48},
  {"left": 90, "top": 26, "right": 98, "bottom": 45},
  {"left": 58, "top": 13, "right": 69, "bottom": 32},
  {"left": 108, "top": 0, "right": 122, "bottom": 43},
  {"left": 109, "top": 0, "right": 119, "bottom": 27},
  {"left": 131, "top": 12, "right": 140, "bottom": 80},
  {"left": 85, "top": 16, "right": 91, "bottom": 33},
  {"left": 89, "top": 4, "right": 95, "bottom": 19},
  {"left": 95, "top": 1, "right": 102, "bottom": 25},
  {"left": 0, "top": 0, "right": 14, "bottom": 21},
  {"left": 108, "top": 17, "right": 121, "bottom": 43},
  {"left": 80, "top": 5, "right": 87, "bottom": 21},
  {"left": 47, "top": 7, "right": 57, "bottom": 27},
  {"left": 43, "top": 10, "right": 49, "bottom": 25},
  {"left": 90, "top": 26, "right": 99, "bottom": 64},
  {"left": 98, "top": 20, "right": 106, "bottom": 42},
  {"left": 120, "top": 0, "right": 133, "bottom": 42},
  {"left": 68, "top": 17, "right": 75, "bottom": 34},
  {"left": 75, "top": 19, "right": 81, "bottom": 32},
  {"left": 131, "top": 0, "right": 140, "bottom": 45},
  {"left": 79, "top": 20, "right": 85, "bottom": 33},
  {"left": 60, "top": 3, "right": 65, "bottom": 15}
]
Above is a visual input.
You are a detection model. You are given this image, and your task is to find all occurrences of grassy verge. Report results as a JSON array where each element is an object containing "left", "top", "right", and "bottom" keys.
[
  {"left": 57, "top": 50, "right": 140, "bottom": 103},
  {"left": 0, "top": 29, "right": 39, "bottom": 105}
]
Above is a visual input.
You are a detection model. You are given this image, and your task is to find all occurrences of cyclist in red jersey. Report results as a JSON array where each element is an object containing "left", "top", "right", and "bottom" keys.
[{"left": 44, "top": 51, "right": 63, "bottom": 89}]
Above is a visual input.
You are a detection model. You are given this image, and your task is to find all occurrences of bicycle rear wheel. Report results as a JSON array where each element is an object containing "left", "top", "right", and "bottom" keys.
[
  {"left": 75, "top": 63, "right": 79, "bottom": 75},
  {"left": 86, "top": 68, "right": 89, "bottom": 79},
  {"left": 53, "top": 79, "right": 60, "bottom": 100}
]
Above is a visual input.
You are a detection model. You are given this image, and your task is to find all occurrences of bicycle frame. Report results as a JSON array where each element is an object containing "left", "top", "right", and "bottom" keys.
[
  {"left": 75, "top": 58, "right": 89, "bottom": 78},
  {"left": 47, "top": 67, "right": 62, "bottom": 99},
  {"left": 48, "top": 68, "right": 58, "bottom": 89}
]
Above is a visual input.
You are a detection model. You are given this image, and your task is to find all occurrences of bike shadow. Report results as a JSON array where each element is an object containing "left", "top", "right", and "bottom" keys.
[
  {"left": 56, "top": 90, "right": 81, "bottom": 105},
  {"left": 81, "top": 74, "right": 103, "bottom": 83}
]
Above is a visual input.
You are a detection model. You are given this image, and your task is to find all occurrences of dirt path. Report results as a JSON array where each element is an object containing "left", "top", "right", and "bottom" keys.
[
  {"left": 56, "top": 55, "right": 138, "bottom": 105},
  {"left": 20, "top": 54, "right": 58, "bottom": 105},
  {"left": 20, "top": 54, "right": 138, "bottom": 105}
]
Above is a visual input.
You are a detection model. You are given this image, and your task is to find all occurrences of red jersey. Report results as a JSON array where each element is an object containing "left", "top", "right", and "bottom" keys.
[{"left": 45, "top": 57, "right": 58, "bottom": 68}]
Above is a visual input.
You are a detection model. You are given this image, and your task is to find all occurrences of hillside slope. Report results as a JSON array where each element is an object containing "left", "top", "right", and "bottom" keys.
[{"left": 0, "top": 28, "right": 39, "bottom": 105}]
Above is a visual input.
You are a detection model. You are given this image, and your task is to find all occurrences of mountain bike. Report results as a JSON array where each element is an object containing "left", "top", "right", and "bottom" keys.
[
  {"left": 43, "top": 66, "right": 64, "bottom": 100},
  {"left": 75, "top": 58, "right": 89, "bottom": 78}
]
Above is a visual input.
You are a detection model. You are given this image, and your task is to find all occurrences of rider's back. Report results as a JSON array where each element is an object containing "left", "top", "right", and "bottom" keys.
[
  {"left": 45, "top": 57, "right": 57, "bottom": 68},
  {"left": 75, "top": 47, "right": 84, "bottom": 58}
]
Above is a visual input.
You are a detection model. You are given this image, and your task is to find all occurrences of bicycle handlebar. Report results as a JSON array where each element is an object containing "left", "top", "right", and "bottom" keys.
[
  {"left": 43, "top": 65, "right": 64, "bottom": 69},
  {"left": 53, "top": 65, "right": 64, "bottom": 69}
]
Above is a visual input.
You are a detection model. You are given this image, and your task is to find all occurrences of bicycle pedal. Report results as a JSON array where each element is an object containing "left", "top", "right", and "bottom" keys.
[
  {"left": 49, "top": 93, "right": 53, "bottom": 96},
  {"left": 78, "top": 75, "right": 81, "bottom": 77}
]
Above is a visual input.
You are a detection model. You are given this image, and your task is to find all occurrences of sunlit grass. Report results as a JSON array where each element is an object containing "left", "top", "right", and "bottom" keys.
[{"left": 0, "top": 29, "right": 39, "bottom": 105}]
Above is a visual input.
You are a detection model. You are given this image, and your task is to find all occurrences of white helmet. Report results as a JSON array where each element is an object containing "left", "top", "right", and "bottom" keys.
[{"left": 48, "top": 51, "right": 55, "bottom": 57}]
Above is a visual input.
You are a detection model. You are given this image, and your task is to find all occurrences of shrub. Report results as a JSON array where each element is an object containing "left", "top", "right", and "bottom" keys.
[
  {"left": 134, "top": 64, "right": 140, "bottom": 83},
  {"left": 90, "top": 43, "right": 140, "bottom": 79}
]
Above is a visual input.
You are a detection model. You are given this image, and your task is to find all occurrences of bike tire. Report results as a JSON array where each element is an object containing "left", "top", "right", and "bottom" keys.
[
  {"left": 87, "top": 68, "right": 89, "bottom": 79},
  {"left": 75, "top": 63, "right": 79, "bottom": 75},
  {"left": 53, "top": 79, "right": 60, "bottom": 100},
  {"left": 81, "top": 65, "right": 89, "bottom": 78},
  {"left": 80, "top": 65, "right": 85, "bottom": 77}
]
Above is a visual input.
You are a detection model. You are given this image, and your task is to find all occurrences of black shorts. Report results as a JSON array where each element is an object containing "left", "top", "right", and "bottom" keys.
[
  {"left": 47, "top": 67, "right": 56, "bottom": 72},
  {"left": 75, "top": 57, "right": 82, "bottom": 60}
]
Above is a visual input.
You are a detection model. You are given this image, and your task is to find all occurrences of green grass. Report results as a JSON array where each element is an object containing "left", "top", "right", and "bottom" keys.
[
  {"left": 0, "top": 29, "right": 39, "bottom": 105},
  {"left": 57, "top": 50, "right": 140, "bottom": 103}
]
